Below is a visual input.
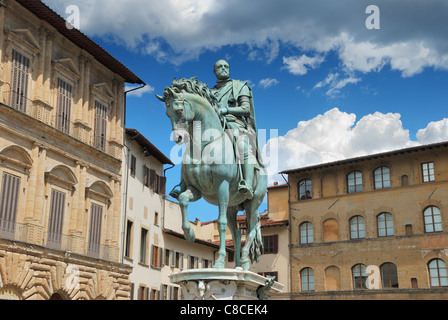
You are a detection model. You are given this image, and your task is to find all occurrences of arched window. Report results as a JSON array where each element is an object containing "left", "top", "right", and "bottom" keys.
[
  {"left": 298, "top": 179, "right": 312, "bottom": 200},
  {"left": 428, "top": 259, "right": 448, "bottom": 287},
  {"left": 300, "top": 268, "right": 315, "bottom": 291},
  {"left": 380, "top": 262, "right": 399, "bottom": 288},
  {"left": 347, "top": 171, "right": 363, "bottom": 193},
  {"left": 352, "top": 264, "right": 368, "bottom": 289},
  {"left": 377, "top": 212, "right": 394, "bottom": 237},
  {"left": 300, "top": 222, "right": 313, "bottom": 244},
  {"left": 374, "top": 167, "right": 390, "bottom": 189},
  {"left": 350, "top": 216, "right": 365, "bottom": 239},
  {"left": 423, "top": 206, "right": 443, "bottom": 233}
]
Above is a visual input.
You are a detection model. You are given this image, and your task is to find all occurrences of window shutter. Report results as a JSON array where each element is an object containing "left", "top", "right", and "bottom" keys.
[
  {"left": 94, "top": 101, "right": 107, "bottom": 151},
  {"left": 180, "top": 253, "right": 184, "bottom": 270},
  {"left": 47, "top": 189, "right": 66, "bottom": 248},
  {"left": 158, "top": 247, "right": 163, "bottom": 268},
  {"left": 88, "top": 203, "right": 103, "bottom": 257},
  {"left": 130, "top": 283, "right": 134, "bottom": 300},
  {"left": 149, "top": 169, "right": 156, "bottom": 190},
  {"left": 57, "top": 79, "right": 72, "bottom": 134},
  {"left": 11, "top": 50, "right": 30, "bottom": 112},
  {"left": 145, "top": 287, "right": 150, "bottom": 300},
  {"left": 170, "top": 251, "right": 176, "bottom": 268},
  {"left": 0, "top": 173, "right": 21, "bottom": 236},
  {"left": 273, "top": 234, "right": 279, "bottom": 254},
  {"left": 150, "top": 245, "right": 155, "bottom": 267}
]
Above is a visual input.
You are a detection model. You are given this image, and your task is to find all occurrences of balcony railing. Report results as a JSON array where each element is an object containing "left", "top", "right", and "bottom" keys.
[
  {"left": 1, "top": 90, "right": 122, "bottom": 159},
  {"left": 0, "top": 219, "right": 118, "bottom": 262}
]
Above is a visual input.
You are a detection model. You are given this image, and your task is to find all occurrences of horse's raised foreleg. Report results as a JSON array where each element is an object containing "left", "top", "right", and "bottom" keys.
[
  {"left": 227, "top": 206, "right": 241, "bottom": 268},
  {"left": 178, "top": 186, "right": 201, "bottom": 243},
  {"left": 214, "top": 180, "right": 230, "bottom": 269}
]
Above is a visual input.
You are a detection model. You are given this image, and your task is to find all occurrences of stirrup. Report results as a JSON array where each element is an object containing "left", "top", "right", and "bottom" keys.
[{"left": 238, "top": 181, "right": 254, "bottom": 199}]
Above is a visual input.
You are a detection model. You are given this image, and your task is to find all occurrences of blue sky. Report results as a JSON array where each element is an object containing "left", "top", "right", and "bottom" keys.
[{"left": 44, "top": 0, "right": 448, "bottom": 222}]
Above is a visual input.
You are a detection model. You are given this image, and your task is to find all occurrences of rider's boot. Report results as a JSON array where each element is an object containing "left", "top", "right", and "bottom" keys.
[{"left": 239, "top": 160, "right": 255, "bottom": 200}]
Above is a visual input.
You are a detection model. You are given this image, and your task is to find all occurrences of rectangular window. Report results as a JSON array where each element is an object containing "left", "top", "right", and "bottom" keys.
[
  {"left": 10, "top": 49, "right": 30, "bottom": 112},
  {"left": 56, "top": 78, "right": 73, "bottom": 134},
  {"left": 47, "top": 189, "right": 66, "bottom": 249},
  {"left": 87, "top": 203, "right": 103, "bottom": 258},
  {"left": 0, "top": 172, "right": 21, "bottom": 238},
  {"left": 262, "top": 235, "right": 279, "bottom": 254},
  {"left": 94, "top": 100, "right": 107, "bottom": 152},
  {"left": 422, "top": 162, "right": 435, "bottom": 182},
  {"left": 125, "top": 220, "right": 133, "bottom": 258},
  {"left": 139, "top": 229, "right": 148, "bottom": 264},
  {"left": 130, "top": 155, "right": 136, "bottom": 177}
]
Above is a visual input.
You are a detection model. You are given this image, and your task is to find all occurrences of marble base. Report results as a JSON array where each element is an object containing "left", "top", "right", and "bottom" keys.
[{"left": 169, "top": 268, "right": 284, "bottom": 300}]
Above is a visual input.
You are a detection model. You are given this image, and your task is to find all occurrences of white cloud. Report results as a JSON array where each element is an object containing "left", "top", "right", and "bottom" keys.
[
  {"left": 314, "top": 72, "right": 361, "bottom": 97},
  {"left": 259, "top": 78, "right": 279, "bottom": 89},
  {"left": 263, "top": 108, "right": 428, "bottom": 185},
  {"left": 125, "top": 84, "right": 155, "bottom": 97},
  {"left": 43, "top": 0, "right": 448, "bottom": 75},
  {"left": 339, "top": 36, "right": 448, "bottom": 77},
  {"left": 282, "top": 54, "right": 324, "bottom": 76},
  {"left": 416, "top": 119, "right": 448, "bottom": 145}
]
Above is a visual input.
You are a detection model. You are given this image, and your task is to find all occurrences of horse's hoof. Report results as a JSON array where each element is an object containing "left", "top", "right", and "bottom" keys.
[
  {"left": 241, "top": 259, "right": 250, "bottom": 271},
  {"left": 213, "top": 260, "right": 226, "bottom": 269}
]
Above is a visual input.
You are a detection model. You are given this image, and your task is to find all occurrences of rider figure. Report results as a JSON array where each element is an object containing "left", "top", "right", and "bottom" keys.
[
  {"left": 169, "top": 60, "right": 260, "bottom": 201},
  {"left": 212, "top": 59, "right": 258, "bottom": 200}
]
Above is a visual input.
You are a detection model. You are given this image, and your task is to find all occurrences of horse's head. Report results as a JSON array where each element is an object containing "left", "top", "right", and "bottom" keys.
[
  {"left": 156, "top": 86, "right": 195, "bottom": 145},
  {"left": 156, "top": 77, "right": 218, "bottom": 145}
]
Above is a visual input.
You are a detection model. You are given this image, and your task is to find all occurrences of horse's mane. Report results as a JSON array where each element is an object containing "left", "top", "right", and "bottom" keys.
[{"left": 166, "top": 77, "right": 218, "bottom": 108}]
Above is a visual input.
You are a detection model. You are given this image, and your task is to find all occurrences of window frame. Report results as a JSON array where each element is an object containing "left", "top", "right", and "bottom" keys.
[
  {"left": 422, "top": 162, "right": 435, "bottom": 183},
  {"left": 374, "top": 166, "right": 390, "bottom": 190},
  {"left": 262, "top": 234, "right": 279, "bottom": 254},
  {"left": 298, "top": 179, "right": 312, "bottom": 200},
  {"left": 349, "top": 215, "right": 366, "bottom": 240},
  {"left": 299, "top": 221, "right": 313, "bottom": 244},
  {"left": 300, "top": 268, "right": 315, "bottom": 292},
  {"left": 377, "top": 212, "right": 394, "bottom": 237},
  {"left": 347, "top": 171, "right": 363, "bottom": 193},
  {"left": 428, "top": 259, "right": 448, "bottom": 288},
  {"left": 352, "top": 264, "right": 368, "bottom": 289},
  {"left": 139, "top": 227, "right": 149, "bottom": 265},
  {"left": 423, "top": 206, "right": 443, "bottom": 233},
  {"left": 380, "top": 262, "right": 399, "bottom": 289}
]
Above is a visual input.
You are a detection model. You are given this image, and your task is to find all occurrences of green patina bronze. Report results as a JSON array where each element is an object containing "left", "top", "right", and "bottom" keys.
[{"left": 156, "top": 60, "right": 267, "bottom": 270}]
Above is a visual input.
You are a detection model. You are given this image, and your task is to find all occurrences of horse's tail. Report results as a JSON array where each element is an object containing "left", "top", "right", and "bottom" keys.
[{"left": 248, "top": 214, "right": 263, "bottom": 263}]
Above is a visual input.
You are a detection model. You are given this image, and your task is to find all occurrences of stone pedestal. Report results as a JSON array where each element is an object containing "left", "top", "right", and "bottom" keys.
[{"left": 170, "top": 268, "right": 284, "bottom": 300}]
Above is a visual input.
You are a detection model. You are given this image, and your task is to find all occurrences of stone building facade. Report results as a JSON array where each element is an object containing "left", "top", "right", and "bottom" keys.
[
  {"left": 0, "top": 0, "right": 143, "bottom": 300},
  {"left": 281, "top": 141, "right": 448, "bottom": 299}
]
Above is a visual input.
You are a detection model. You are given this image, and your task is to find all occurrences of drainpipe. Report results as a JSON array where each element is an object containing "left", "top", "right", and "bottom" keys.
[
  {"left": 281, "top": 173, "right": 292, "bottom": 300},
  {"left": 162, "top": 164, "right": 175, "bottom": 231}
]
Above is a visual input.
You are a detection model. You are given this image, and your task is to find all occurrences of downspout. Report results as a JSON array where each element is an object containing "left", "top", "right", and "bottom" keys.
[
  {"left": 281, "top": 173, "right": 292, "bottom": 300},
  {"left": 162, "top": 164, "right": 175, "bottom": 230}
]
